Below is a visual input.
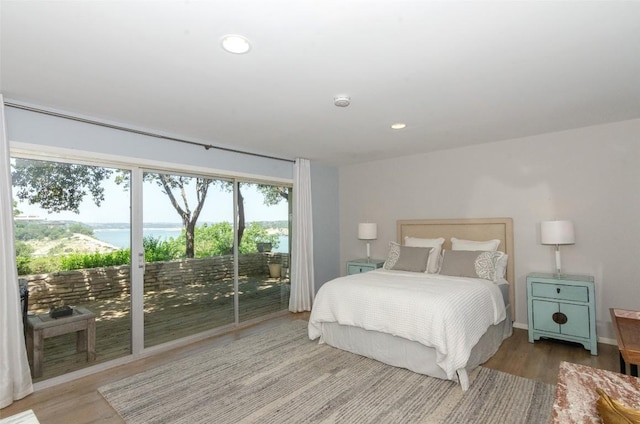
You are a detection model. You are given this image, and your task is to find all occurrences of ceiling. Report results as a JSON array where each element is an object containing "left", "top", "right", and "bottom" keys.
[{"left": 1, "top": 1, "right": 640, "bottom": 166}]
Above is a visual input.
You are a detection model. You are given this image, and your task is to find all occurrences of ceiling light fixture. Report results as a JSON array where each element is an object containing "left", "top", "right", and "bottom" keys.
[
  {"left": 221, "top": 35, "right": 251, "bottom": 54},
  {"left": 334, "top": 96, "right": 351, "bottom": 107},
  {"left": 391, "top": 123, "right": 407, "bottom": 130}
]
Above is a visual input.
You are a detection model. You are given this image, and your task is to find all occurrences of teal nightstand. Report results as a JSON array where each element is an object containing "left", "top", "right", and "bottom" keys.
[
  {"left": 527, "top": 272, "right": 597, "bottom": 355},
  {"left": 346, "top": 259, "right": 384, "bottom": 275}
]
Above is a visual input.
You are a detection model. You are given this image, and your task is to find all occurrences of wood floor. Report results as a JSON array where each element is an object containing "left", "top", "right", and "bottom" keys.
[{"left": 2, "top": 314, "right": 621, "bottom": 423}]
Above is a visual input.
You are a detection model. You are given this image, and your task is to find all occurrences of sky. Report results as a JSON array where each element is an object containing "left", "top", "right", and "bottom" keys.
[{"left": 14, "top": 170, "right": 289, "bottom": 225}]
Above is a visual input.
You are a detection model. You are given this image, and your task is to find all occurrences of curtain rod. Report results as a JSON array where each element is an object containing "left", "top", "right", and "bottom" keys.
[{"left": 5, "top": 102, "right": 296, "bottom": 164}]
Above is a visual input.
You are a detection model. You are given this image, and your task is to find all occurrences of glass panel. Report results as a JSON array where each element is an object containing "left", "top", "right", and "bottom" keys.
[
  {"left": 12, "top": 157, "right": 131, "bottom": 382},
  {"left": 238, "top": 182, "right": 291, "bottom": 322},
  {"left": 142, "top": 171, "right": 234, "bottom": 347}
]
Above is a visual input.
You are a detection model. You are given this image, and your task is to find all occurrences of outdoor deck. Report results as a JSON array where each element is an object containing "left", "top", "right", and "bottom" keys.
[{"left": 27, "top": 274, "right": 290, "bottom": 382}]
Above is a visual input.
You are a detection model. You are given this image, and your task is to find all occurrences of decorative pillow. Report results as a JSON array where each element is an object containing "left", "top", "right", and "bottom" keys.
[
  {"left": 383, "top": 242, "right": 401, "bottom": 270},
  {"left": 404, "top": 236, "right": 445, "bottom": 273},
  {"left": 383, "top": 242, "right": 432, "bottom": 272},
  {"left": 439, "top": 250, "right": 506, "bottom": 281},
  {"left": 451, "top": 237, "right": 501, "bottom": 252},
  {"left": 391, "top": 246, "right": 432, "bottom": 272}
]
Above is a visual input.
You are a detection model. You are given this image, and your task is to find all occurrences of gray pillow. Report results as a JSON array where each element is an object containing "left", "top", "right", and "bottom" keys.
[
  {"left": 439, "top": 250, "right": 505, "bottom": 281},
  {"left": 390, "top": 246, "right": 432, "bottom": 272}
]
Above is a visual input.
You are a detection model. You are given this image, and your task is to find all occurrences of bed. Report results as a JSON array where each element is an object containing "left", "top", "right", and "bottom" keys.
[{"left": 308, "top": 218, "right": 515, "bottom": 390}]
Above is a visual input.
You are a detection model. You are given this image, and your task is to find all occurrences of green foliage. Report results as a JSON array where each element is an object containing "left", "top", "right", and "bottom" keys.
[
  {"left": 161, "top": 221, "right": 279, "bottom": 257},
  {"left": 240, "top": 222, "right": 280, "bottom": 254},
  {"left": 13, "top": 200, "right": 21, "bottom": 216},
  {"left": 14, "top": 221, "right": 66, "bottom": 241},
  {"left": 143, "top": 236, "right": 181, "bottom": 262},
  {"left": 19, "top": 256, "right": 62, "bottom": 275},
  {"left": 15, "top": 241, "right": 34, "bottom": 275},
  {"left": 256, "top": 184, "right": 289, "bottom": 206},
  {"left": 59, "top": 250, "right": 130, "bottom": 271},
  {"left": 15, "top": 221, "right": 283, "bottom": 275},
  {"left": 12, "top": 158, "right": 113, "bottom": 213},
  {"left": 14, "top": 221, "right": 94, "bottom": 241},
  {"left": 68, "top": 222, "right": 94, "bottom": 236}
]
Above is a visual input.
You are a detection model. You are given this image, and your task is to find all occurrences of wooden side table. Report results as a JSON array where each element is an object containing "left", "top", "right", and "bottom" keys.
[
  {"left": 26, "top": 306, "right": 96, "bottom": 378},
  {"left": 610, "top": 308, "right": 640, "bottom": 377}
]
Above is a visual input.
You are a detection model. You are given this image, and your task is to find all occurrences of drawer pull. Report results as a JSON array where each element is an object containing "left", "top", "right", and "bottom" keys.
[
  {"left": 557, "top": 288, "right": 561, "bottom": 294},
  {"left": 553, "top": 312, "right": 568, "bottom": 325}
]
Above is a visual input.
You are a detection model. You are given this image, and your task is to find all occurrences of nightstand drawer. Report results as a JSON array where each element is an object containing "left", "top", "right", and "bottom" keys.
[
  {"left": 347, "top": 264, "right": 374, "bottom": 274},
  {"left": 346, "top": 259, "right": 384, "bottom": 275},
  {"left": 530, "top": 281, "right": 589, "bottom": 302}
]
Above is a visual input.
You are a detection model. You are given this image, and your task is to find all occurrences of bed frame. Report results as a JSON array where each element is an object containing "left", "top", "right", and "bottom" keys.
[
  {"left": 312, "top": 217, "right": 516, "bottom": 390},
  {"left": 397, "top": 217, "right": 515, "bottom": 320}
]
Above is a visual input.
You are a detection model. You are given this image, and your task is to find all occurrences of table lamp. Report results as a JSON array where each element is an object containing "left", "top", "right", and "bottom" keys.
[
  {"left": 358, "top": 223, "right": 377, "bottom": 262},
  {"left": 541, "top": 220, "right": 575, "bottom": 275}
]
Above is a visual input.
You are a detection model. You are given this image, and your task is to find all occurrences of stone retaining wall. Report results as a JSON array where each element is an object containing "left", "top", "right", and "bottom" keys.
[{"left": 21, "top": 252, "right": 289, "bottom": 311}]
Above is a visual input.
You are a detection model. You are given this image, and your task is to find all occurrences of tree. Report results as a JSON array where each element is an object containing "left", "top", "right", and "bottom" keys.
[
  {"left": 257, "top": 185, "right": 289, "bottom": 206},
  {"left": 13, "top": 200, "right": 22, "bottom": 216},
  {"left": 12, "top": 159, "right": 112, "bottom": 213},
  {"left": 12, "top": 158, "right": 290, "bottom": 259},
  {"left": 150, "top": 174, "right": 212, "bottom": 258}
]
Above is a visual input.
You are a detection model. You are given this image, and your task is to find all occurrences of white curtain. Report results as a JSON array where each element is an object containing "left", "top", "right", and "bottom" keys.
[
  {"left": 0, "top": 95, "right": 33, "bottom": 408},
  {"left": 289, "top": 158, "right": 314, "bottom": 312}
]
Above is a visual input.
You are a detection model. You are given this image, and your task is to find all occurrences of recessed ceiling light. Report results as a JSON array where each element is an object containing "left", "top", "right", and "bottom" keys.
[
  {"left": 221, "top": 35, "right": 251, "bottom": 54},
  {"left": 391, "top": 123, "right": 407, "bottom": 130}
]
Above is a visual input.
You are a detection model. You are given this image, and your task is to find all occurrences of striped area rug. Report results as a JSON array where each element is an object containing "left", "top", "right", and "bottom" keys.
[{"left": 99, "top": 320, "right": 554, "bottom": 423}]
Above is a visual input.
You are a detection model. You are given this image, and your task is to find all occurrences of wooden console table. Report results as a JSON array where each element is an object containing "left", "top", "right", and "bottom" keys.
[
  {"left": 610, "top": 308, "right": 640, "bottom": 377},
  {"left": 26, "top": 306, "right": 96, "bottom": 378}
]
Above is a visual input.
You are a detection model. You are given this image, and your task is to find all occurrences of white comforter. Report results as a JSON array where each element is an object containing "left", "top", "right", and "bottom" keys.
[{"left": 308, "top": 269, "right": 506, "bottom": 380}]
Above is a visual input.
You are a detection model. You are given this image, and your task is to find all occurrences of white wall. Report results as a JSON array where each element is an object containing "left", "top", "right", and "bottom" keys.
[
  {"left": 339, "top": 118, "right": 640, "bottom": 339},
  {"left": 311, "top": 163, "right": 340, "bottom": 290},
  {"left": 6, "top": 106, "right": 293, "bottom": 180}
]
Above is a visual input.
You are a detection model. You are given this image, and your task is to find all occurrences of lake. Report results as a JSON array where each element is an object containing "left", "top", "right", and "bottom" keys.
[{"left": 93, "top": 227, "right": 289, "bottom": 253}]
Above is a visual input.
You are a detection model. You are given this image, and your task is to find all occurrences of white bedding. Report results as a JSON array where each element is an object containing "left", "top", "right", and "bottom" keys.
[{"left": 308, "top": 269, "right": 506, "bottom": 380}]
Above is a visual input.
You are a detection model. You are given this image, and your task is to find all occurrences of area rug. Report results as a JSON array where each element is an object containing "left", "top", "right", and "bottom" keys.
[{"left": 99, "top": 320, "right": 554, "bottom": 423}]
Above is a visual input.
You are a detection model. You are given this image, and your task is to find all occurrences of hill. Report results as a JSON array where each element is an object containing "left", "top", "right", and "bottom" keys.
[{"left": 28, "top": 233, "right": 120, "bottom": 257}]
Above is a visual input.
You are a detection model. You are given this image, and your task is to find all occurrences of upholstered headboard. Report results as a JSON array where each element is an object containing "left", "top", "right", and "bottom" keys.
[{"left": 397, "top": 218, "right": 515, "bottom": 320}]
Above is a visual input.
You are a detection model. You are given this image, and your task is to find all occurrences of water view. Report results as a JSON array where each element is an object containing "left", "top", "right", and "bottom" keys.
[{"left": 92, "top": 226, "right": 289, "bottom": 252}]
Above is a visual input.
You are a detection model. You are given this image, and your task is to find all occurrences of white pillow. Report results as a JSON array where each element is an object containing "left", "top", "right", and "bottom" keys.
[
  {"left": 404, "top": 236, "right": 445, "bottom": 273},
  {"left": 451, "top": 237, "right": 501, "bottom": 252},
  {"left": 496, "top": 253, "right": 509, "bottom": 280}
]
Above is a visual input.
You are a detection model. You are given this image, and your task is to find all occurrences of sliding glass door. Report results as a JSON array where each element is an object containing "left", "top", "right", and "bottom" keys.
[
  {"left": 11, "top": 152, "right": 293, "bottom": 379},
  {"left": 142, "top": 171, "right": 235, "bottom": 347},
  {"left": 11, "top": 157, "right": 132, "bottom": 381},
  {"left": 237, "top": 182, "right": 291, "bottom": 322}
]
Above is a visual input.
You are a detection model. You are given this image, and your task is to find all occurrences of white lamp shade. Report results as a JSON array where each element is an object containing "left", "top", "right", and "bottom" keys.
[
  {"left": 541, "top": 220, "right": 575, "bottom": 245},
  {"left": 358, "top": 223, "right": 377, "bottom": 240}
]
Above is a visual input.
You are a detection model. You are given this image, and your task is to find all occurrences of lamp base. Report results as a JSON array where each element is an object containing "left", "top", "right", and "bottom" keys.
[{"left": 555, "top": 247, "right": 562, "bottom": 275}]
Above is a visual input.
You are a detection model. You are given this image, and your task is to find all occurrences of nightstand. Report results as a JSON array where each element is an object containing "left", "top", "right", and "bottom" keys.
[
  {"left": 527, "top": 272, "right": 597, "bottom": 355},
  {"left": 346, "top": 259, "right": 385, "bottom": 275}
]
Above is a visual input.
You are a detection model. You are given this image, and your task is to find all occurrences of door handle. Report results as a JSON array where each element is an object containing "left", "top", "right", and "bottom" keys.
[{"left": 138, "top": 252, "right": 145, "bottom": 270}]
